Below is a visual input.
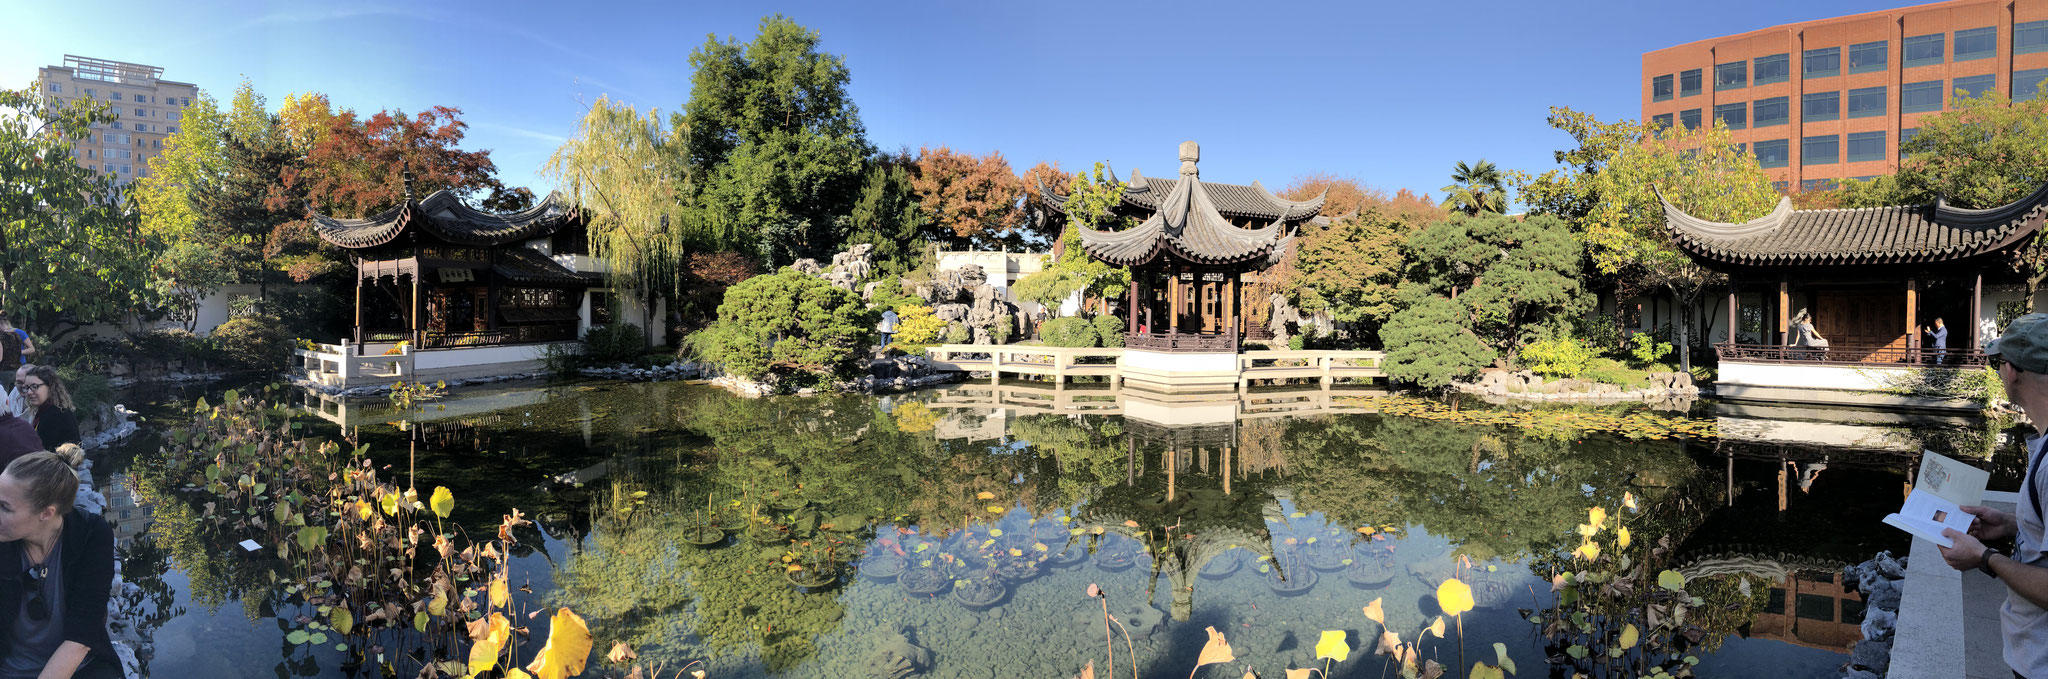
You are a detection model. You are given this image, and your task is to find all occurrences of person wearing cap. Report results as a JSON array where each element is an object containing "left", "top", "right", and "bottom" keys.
[{"left": 1941, "top": 313, "right": 2048, "bottom": 678}]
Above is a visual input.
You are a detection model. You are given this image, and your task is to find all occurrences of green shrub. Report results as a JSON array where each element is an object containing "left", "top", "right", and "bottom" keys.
[
  {"left": 989, "top": 315, "right": 1014, "bottom": 344},
  {"left": 942, "top": 323, "right": 971, "bottom": 344},
  {"left": 210, "top": 316, "right": 292, "bottom": 374},
  {"left": 582, "top": 323, "right": 646, "bottom": 365},
  {"left": 1041, "top": 317, "right": 1099, "bottom": 348},
  {"left": 1574, "top": 313, "right": 1626, "bottom": 356},
  {"left": 1381, "top": 295, "right": 1494, "bottom": 389},
  {"left": 40, "top": 336, "right": 125, "bottom": 373},
  {"left": 1579, "top": 358, "right": 1651, "bottom": 387},
  {"left": 1519, "top": 336, "right": 1595, "bottom": 378},
  {"left": 1091, "top": 315, "right": 1124, "bottom": 347},
  {"left": 893, "top": 306, "right": 947, "bottom": 347},
  {"left": 700, "top": 268, "right": 877, "bottom": 381},
  {"left": 56, "top": 366, "right": 110, "bottom": 416},
  {"left": 1627, "top": 334, "right": 1674, "bottom": 367}
]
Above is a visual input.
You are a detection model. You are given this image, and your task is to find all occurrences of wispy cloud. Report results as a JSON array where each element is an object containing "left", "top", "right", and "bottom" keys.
[{"left": 475, "top": 121, "right": 566, "bottom": 145}]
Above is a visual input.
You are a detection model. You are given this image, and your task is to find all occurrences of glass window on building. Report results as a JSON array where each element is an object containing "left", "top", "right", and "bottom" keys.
[
  {"left": 1754, "top": 53, "right": 1791, "bottom": 84},
  {"left": 1904, "top": 33, "right": 1945, "bottom": 67},
  {"left": 1803, "top": 135, "right": 1840, "bottom": 165},
  {"left": 1848, "top": 86, "right": 1887, "bottom": 118},
  {"left": 1902, "top": 80, "right": 1944, "bottom": 113},
  {"left": 82, "top": 88, "right": 94, "bottom": 98},
  {"left": 111, "top": 122, "right": 122, "bottom": 130},
  {"left": 1679, "top": 108, "right": 1701, "bottom": 130},
  {"left": 1804, "top": 47, "right": 1841, "bottom": 78},
  {"left": 1755, "top": 139, "right": 1790, "bottom": 168},
  {"left": 1715, "top": 61, "right": 1747, "bottom": 90},
  {"left": 1849, "top": 41, "right": 1889, "bottom": 73},
  {"left": 44, "top": 82, "right": 59, "bottom": 93},
  {"left": 1955, "top": 27, "right": 1997, "bottom": 61},
  {"left": 168, "top": 126, "right": 179, "bottom": 134},
  {"left": 1900, "top": 127, "right": 1918, "bottom": 158},
  {"left": 1652, "top": 74, "right": 1674, "bottom": 101},
  {"left": 1753, "top": 96, "right": 1790, "bottom": 126},
  {"left": 1846, "top": 131, "right": 1887, "bottom": 162},
  {"left": 1771, "top": 181, "right": 1790, "bottom": 194},
  {"left": 1954, "top": 74, "right": 1996, "bottom": 100},
  {"left": 2017, "top": 68, "right": 2048, "bottom": 101},
  {"left": 1680, "top": 68, "right": 1702, "bottom": 97},
  {"left": 1801, "top": 178, "right": 1840, "bottom": 192},
  {"left": 1651, "top": 113, "right": 1674, "bottom": 131},
  {"left": 1714, "top": 102, "right": 1748, "bottom": 129},
  {"left": 1802, "top": 91, "right": 1841, "bottom": 121},
  {"left": 2020, "top": 19, "right": 2048, "bottom": 54}
]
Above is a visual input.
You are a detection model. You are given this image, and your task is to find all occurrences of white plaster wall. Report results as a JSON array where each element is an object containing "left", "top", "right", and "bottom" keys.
[
  {"left": 1718, "top": 361, "right": 1908, "bottom": 391},
  {"left": 1122, "top": 399, "right": 1238, "bottom": 427},
  {"left": 412, "top": 343, "right": 567, "bottom": 370},
  {"left": 1715, "top": 416, "right": 1920, "bottom": 451},
  {"left": 1120, "top": 349, "right": 1237, "bottom": 373}
]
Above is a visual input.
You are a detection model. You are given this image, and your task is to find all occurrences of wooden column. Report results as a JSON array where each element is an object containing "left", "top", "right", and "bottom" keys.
[
  {"left": 1128, "top": 278, "right": 1140, "bottom": 334},
  {"left": 1726, "top": 278, "right": 1738, "bottom": 346},
  {"left": 1971, "top": 273, "right": 1984, "bottom": 351},
  {"left": 353, "top": 272, "right": 364, "bottom": 351},
  {"left": 411, "top": 273, "right": 423, "bottom": 346},
  {"left": 1779, "top": 281, "right": 1791, "bottom": 345},
  {"left": 1906, "top": 278, "right": 1919, "bottom": 354},
  {"left": 1169, "top": 269, "right": 1181, "bottom": 334},
  {"left": 1222, "top": 275, "right": 1236, "bottom": 337}
]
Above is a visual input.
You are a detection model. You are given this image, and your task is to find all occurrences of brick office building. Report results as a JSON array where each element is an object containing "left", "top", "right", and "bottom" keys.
[{"left": 1641, "top": 0, "right": 2048, "bottom": 192}]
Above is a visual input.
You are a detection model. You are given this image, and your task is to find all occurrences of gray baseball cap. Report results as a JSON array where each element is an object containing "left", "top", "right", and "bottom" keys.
[{"left": 1987, "top": 313, "right": 2048, "bottom": 373}]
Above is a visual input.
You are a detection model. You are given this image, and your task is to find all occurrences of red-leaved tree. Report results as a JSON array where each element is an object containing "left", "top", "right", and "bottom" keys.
[{"left": 908, "top": 146, "right": 1026, "bottom": 250}]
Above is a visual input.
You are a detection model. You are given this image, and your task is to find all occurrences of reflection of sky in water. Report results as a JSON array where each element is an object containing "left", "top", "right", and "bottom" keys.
[{"left": 106, "top": 379, "right": 1992, "bottom": 678}]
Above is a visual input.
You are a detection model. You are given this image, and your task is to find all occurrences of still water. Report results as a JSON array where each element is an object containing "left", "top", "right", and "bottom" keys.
[{"left": 101, "top": 379, "right": 2018, "bottom": 678}]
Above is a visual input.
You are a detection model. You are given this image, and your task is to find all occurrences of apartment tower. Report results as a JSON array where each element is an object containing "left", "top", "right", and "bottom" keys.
[
  {"left": 1641, "top": 0, "right": 2048, "bottom": 192},
  {"left": 35, "top": 55, "right": 198, "bottom": 187}
]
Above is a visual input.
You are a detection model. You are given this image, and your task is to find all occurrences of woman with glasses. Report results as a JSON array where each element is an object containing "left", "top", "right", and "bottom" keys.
[
  {"left": 0, "top": 445, "right": 117, "bottom": 679},
  {"left": 14, "top": 368, "right": 75, "bottom": 454}
]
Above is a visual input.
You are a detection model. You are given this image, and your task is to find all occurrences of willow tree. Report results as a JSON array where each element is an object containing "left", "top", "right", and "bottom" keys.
[{"left": 544, "top": 96, "right": 703, "bottom": 336}]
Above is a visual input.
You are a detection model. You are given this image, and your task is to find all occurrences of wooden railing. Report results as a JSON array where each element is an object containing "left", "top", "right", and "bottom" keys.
[
  {"left": 1715, "top": 342, "right": 1987, "bottom": 367},
  {"left": 1124, "top": 330, "right": 1238, "bottom": 352}
]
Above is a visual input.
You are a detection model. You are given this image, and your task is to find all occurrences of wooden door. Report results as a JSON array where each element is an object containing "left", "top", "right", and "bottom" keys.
[{"left": 1814, "top": 291, "right": 1905, "bottom": 353}]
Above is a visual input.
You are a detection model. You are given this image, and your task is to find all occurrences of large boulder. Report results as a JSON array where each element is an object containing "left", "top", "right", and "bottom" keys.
[{"left": 864, "top": 626, "right": 932, "bottom": 679}]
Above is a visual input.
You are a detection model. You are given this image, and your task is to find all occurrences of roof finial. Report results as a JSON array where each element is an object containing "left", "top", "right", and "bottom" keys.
[
  {"left": 1178, "top": 141, "right": 1199, "bottom": 177},
  {"left": 402, "top": 159, "right": 416, "bottom": 202}
]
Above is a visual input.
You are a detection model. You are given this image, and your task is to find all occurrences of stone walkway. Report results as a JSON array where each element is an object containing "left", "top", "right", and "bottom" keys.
[{"left": 1893, "top": 492, "right": 2017, "bottom": 679}]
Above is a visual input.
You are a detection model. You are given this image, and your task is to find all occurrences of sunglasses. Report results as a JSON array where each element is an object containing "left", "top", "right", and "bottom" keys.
[{"left": 25, "top": 564, "right": 48, "bottom": 622}]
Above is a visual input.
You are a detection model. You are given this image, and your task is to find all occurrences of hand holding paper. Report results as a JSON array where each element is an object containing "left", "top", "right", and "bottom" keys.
[{"left": 1883, "top": 452, "right": 1991, "bottom": 548}]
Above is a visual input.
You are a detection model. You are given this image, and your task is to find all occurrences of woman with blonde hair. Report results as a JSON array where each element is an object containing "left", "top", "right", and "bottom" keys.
[
  {"left": 0, "top": 445, "right": 117, "bottom": 678},
  {"left": 14, "top": 367, "right": 76, "bottom": 454}
]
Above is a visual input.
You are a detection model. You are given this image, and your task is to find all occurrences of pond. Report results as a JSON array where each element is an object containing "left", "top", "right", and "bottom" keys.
[{"left": 100, "top": 378, "right": 2023, "bottom": 678}]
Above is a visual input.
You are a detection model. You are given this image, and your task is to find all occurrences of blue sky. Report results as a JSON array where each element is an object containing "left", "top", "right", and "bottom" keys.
[{"left": 4, "top": 0, "right": 1898, "bottom": 202}]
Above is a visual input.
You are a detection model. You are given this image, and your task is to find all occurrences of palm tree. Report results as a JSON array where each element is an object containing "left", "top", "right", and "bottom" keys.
[{"left": 1439, "top": 160, "right": 1508, "bottom": 216}]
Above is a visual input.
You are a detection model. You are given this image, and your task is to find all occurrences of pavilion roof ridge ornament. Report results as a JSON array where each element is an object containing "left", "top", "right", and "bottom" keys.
[{"left": 1660, "top": 181, "right": 2048, "bottom": 269}]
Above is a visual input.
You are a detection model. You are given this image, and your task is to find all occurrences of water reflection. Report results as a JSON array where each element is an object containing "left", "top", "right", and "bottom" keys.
[{"left": 102, "top": 379, "right": 2010, "bottom": 678}]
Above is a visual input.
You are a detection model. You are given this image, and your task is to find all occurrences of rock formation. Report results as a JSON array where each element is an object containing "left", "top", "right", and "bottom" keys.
[
  {"left": 864, "top": 626, "right": 933, "bottom": 679},
  {"left": 917, "top": 264, "right": 1014, "bottom": 345}
]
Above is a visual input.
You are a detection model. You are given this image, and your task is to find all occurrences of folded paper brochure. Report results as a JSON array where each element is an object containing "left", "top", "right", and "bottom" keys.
[{"left": 1882, "top": 451, "right": 1990, "bottom": 548}]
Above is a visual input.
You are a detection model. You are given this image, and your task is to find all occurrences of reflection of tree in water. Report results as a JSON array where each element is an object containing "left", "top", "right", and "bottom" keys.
[{"left": 112, "top": 534, "right": 183, "bottom": 676}]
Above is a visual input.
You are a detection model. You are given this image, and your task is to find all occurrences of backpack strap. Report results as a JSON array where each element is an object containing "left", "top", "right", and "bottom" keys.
[{"left": 2030, "top": 440, "right": 2047, "bottom": 526}]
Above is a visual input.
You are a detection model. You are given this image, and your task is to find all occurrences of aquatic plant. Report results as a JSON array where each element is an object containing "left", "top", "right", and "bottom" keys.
[{"left": 1364, "top": 396, "right": 1717, "bottom": 441}]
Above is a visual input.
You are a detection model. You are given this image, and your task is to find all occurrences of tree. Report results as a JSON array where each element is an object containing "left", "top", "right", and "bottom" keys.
[
  {"left": 150, "top": 242, "right": 236, "bottom": 331},
  {"left": 844, "top": 155, "right": 925, "bottom": 275},
  {"left": 1400, "top": 213, "right": 1589, "bottom": 365},
  {"left": 1438, "top": 159, "right": 1508, "bottom": 216},
  {"left": 683, "top": 15, "right": 872, "bottom": 267},
  {"left": 187, "top": 82, "right": 303, "bottom": 287},
  {"left": 907, "top": 145, "right": 1025, "bottom": 250},
  {"left": 1286, "top": 207, "right": 1418, "bottom": 345},
  {"left": 0, "top": 85, "right": 155, "bottom": 338},
  {"left": 1011, "top": 163, "right": 1130, "bottom": 310},
  {"left": 1379, "top": 294, "right": 1493, "bottom": 389},
  {"left": 293, "top": 105, "right": 515, "bottom": 219},
  {"left": 1519, "top": 107, "right": 1776, "bottom": 371},
  {"left": 700, "top": 268, "right": 878, "bottom": 384},
  {"left": 545, "top": 96, "right": 700, "bottom": 336},
  {"left": 1018, "top": 161, "right": 1071, "bottom": 245}
]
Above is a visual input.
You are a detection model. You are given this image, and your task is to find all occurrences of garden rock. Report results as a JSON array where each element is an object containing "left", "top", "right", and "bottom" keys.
[
  {"left": 1860, "top": 608, "right": 1896, "bottom": 642},
  {"left": 1848, "top": 639, "right": 1890, "bottom": 674},
  {"left": 864, "top": 627, "right": 931, "bottom": 679}
]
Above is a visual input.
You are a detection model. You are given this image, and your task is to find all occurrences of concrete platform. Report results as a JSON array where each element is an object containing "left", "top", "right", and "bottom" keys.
[{"left": 1894, "top": 493, "right": 2020, "bottom": 679}]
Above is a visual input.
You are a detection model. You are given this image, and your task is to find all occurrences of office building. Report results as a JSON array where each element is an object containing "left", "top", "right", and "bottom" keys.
[
  {"left": 35, "top": 55, "right": 199, "bottom": 187},
  {"left": 1641, "top": 0, "right": 2048, "bottom": 192}
]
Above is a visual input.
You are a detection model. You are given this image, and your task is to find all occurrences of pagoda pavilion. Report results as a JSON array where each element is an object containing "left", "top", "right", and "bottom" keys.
[
  {"left": 310, "top": 187, "right": 601, "bottom": 351},
  {"left": 1662, "top": 181, "right": 2048, "bottom": 409},
  {"left": 1042, "top": 141, "right": 1324, "bottom": 354}
]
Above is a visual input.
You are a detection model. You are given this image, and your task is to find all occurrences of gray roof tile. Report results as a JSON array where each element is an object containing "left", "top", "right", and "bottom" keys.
[
  {"left": 312, "top": 190, "right": 579, "bottom": 249},
  {"left": 1662, "top": 182, "right": 2048, "bottom": 267}
]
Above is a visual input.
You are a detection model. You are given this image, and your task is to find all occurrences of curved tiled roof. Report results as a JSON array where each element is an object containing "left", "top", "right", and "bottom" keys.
[
  {"left": 1062, "top": 143, "right": 1316, "bottom": 267},
  {"left": 495, "top": 247, "right": 602, "bottom": 287},
  {"left": 312, "top": 190, "right": 579, "bottom": 249},
  {"left": 1662, "top": 182, "right": 2048, "bottom": 267}
]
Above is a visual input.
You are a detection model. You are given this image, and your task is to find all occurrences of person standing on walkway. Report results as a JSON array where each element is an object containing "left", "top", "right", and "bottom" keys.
[
  {"left": 1925, "top": 317, "right": 1950, "bottom": 365},
  {"left": 877, "top": 308, "right": 898, "bottom": 349},
  {"left": 1941, "top": 313, "right": 2048, "bottom": 678}
]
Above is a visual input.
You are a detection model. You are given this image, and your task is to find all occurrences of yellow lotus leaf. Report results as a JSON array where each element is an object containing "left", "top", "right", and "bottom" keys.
[
  {"left": 1426, "top": 616, "right": 1446, "bottom": 638},
  {"left": 525, "top": 608, "right": 593, "bottom": 679},
  {"left": 430, "top": 486, "right": 454, "bottom": 518},
  {"left": 1575, "top": 541, "right": 1602, "bottom": 561},
  {"left": 1587, "top": 506, "right": 1608, "bottom": 527},
  {"left": 1436, "top": 578, "right": 1475, "bottom": 616},
  {"left": 1286, "top": 670, "right": 1314, "bottom": 679},
  {"left": 987, "top": 506, "right": 1005, "bottom": 514},
  {"left": 489, "top": 574, "right": 509, "bottom": 608},
  {"left": 1576, "top": 523, "right": 1599, "bottom": 538},
  {"left": 605, "top": 641, "right": 636, "bottom": 665},
  {"left": 356, "top": 501, "right": 373, "bottom": 521},
  {"left": 1008, "top": 548, "right": 1023, "bottom": 557},
  {"left": 1195, "top": 625, "right": 1236, "bottom": 667},
  {"left": 1469, "top": 663, "right": 1505, "bottom": 679},
  {"left": 332, "top": 606, "right": 354, "bottom": 635},
  {"left": 466, "top": 613, "right": 511, "bottom": 675},
  {"left": 975, "top": 491, "right": 995, "bottom": 500},
  {"left": 1315, "top": 630, "right": 1350, "bottom": 662},
  {"left": 1123, "top": 520, "right": 1141, "bottom": 528},
  {"left": 507, "top": 669, "right": 534, "bottom": 679},
  {"left": 1362, "top": 597, "right": 1385, "bottom": 627},
  {"left": 1617, "top": 527, "right": 1632, "bottom": 549},
  {"left": 1619, "top": 623, "right": 1639, "bottom": 649},
  {"left": 379, "top": 491, "right": 399, "bottom": 516},
  {"left": 428, "top": 589, "right": 448, "bottom": 617}
]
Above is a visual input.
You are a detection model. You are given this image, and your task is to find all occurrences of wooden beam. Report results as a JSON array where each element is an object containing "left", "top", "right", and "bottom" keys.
[
  {"left": 1779, "top": 280, "right": 1790, "bottom": 345},
  {"left": 1972, "top": 272, "right": 1984, "bottom": 351}
]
